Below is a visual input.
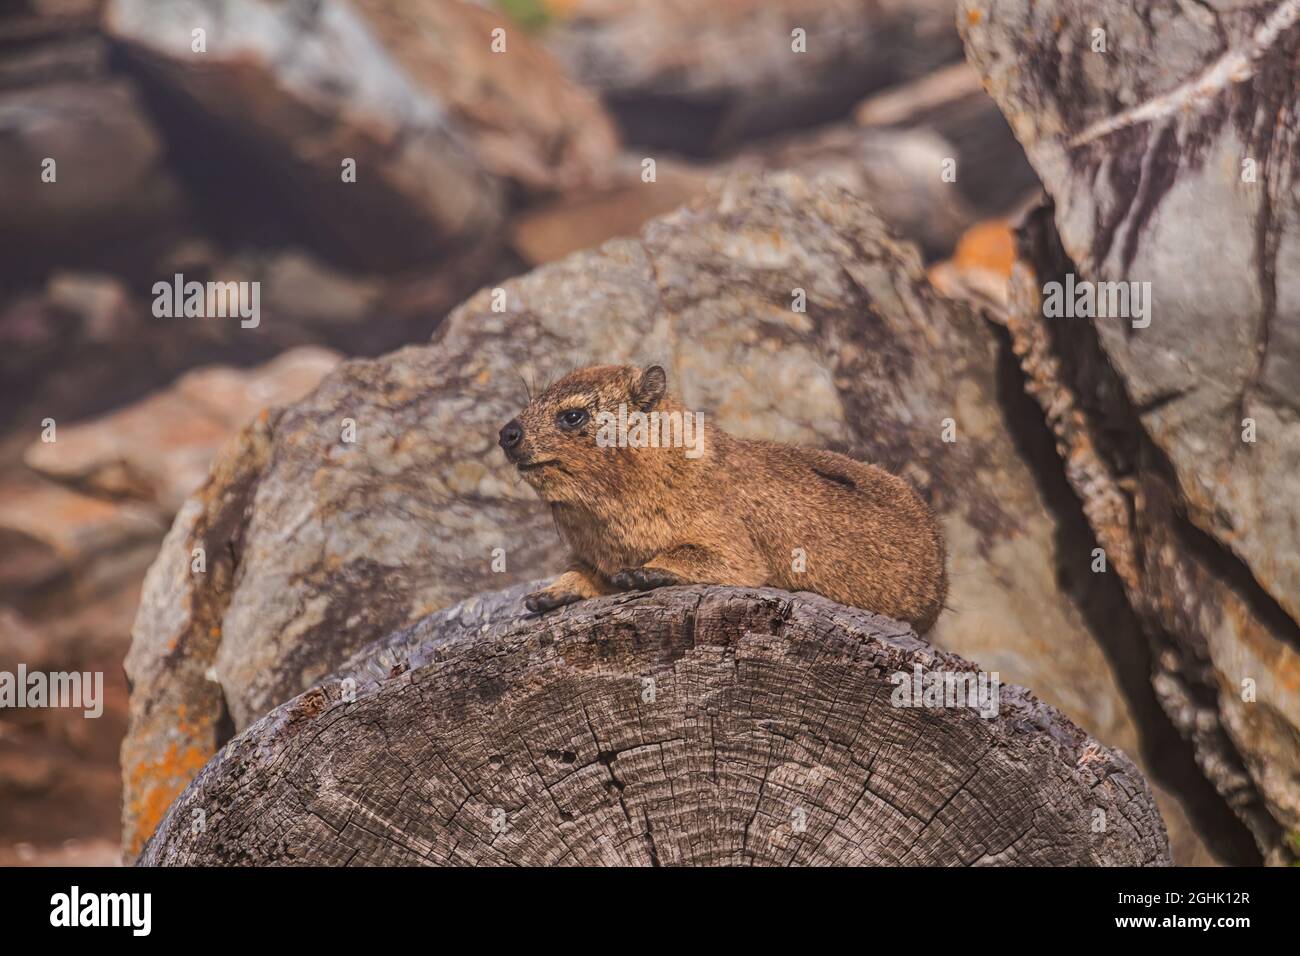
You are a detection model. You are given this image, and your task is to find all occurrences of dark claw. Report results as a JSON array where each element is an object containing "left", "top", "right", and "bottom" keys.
[
  {"left": 524, "top": 590, "right": 581, "bottom": 613},
  {"left": 610, "top": 566, "right": 683, "bottom": 591}
]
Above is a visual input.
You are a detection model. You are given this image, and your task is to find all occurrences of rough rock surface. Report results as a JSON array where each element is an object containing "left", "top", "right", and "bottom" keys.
[
  {"left": 961, "top": 1, "right": 1300, "bottom": 621},
  {"left": 1008, "top": 204, "right": 1299, "bottom": 862},
  {"left": 139, "top": 585, "right": 1172, "bottom": 867},
  {"left": 961, "top": 0, "right": 1300, "bottom": 858},
  {"left": 122, "top": 173, "right": 1169, "bottom": 858}
]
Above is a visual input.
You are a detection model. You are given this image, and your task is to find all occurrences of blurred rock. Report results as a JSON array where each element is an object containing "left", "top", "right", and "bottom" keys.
[
  {"left": 24, "top": 346, "right": 342, "bottom": 514},
  {"left": 0, "top": 3, "right": 186, "bottom": 274},
  {"left": 0, "top": 3, "right": 104, "bottom": 77},
  {"left": 0, "top": 293, "right": 77, "bottom": 383},
  {"left": 173, "top": 347, "right": 344, "bottom": 430},
  {"left": 543, "top": 0, "right": 963, "bottom": 153},
  {"left": 0, "top": 32, "right": 104, "bottom": 89},
  {"left": 6, "top": 0, "right": 102, "bottom": 25},
  {"left": 261, "top": 252, "right": 382, "bottom": 328},
  {"left": 46, "top": 271, "right": 133, "bottom": 343},
  {"left": 121, "top": 173, "right": 1196, "bottom": 861},
  {"left": 855, "top": 61, "right": 985, "bottom": 128},
  {"left": 509, "top": 157, "right": 709, "bottom": 266},
  {"left": 155, "top": 242, "right": 504, "bottom": 353},
  {"left": 0, "top": 282, "right": 282, "bottom": 469},
  {"left": 103, "top": 0, "right": 623, "bottom": 273},
  {"left": 351, "top": 0, "right": 620, "bottom": 194},
  {"left": 0, "top": 475, "right": 163, "bottom": 599},
  {"left": 0, "top": 594, "right": 128, "bottom": 869},
  {"left": 962, "top": 0, "right": 1300, "bottom": 860},
  {"left": 854, "top": 60, "right": 1040, "bottom": 219},
  {"left": 0, "top": 605, "right": 45, "bottom": 663},
  {"left": 511, "top": 124, "right": 996, "bottom": 267},
  {"left": 2, "top": 343, "right": 340, "bottom": 862},
  {"left": 11, "top": 567, "right": 146, "bottom": 665},
  {"left": 0, "top": 838, "right": 121, "bottom": 867},
  {"left": 728, "top": 125, "right": 977, "bottom": 259},
  {"left": 105, "top": 0, "right": 505, "bottom": 271},
  {"left": 0, "top": 72, "right": 189, "bottom": 273},
  {"left": 0, "top": 245, "right": 502, "bottom": 480}
]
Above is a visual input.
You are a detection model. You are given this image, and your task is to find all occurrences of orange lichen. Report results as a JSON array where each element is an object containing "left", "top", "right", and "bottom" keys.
[
  {"left": 125, "top": 740, "right": 212, "bottom": 856},
  {"left": 953, "top": 219, "right": 1016, "bottom": 277},
  {"left": 967, "top": 8, "right": 983, "bottom": 25}
]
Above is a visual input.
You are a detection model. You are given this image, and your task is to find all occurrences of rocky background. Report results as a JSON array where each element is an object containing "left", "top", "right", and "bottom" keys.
[{"left": 0, "top": 0, "right": 1292, "bottom": 866}]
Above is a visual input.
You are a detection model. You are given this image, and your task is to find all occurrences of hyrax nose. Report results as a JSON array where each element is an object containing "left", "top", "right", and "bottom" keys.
[{"left": 499, "top": 419, "right": 524, "bottom": 452}]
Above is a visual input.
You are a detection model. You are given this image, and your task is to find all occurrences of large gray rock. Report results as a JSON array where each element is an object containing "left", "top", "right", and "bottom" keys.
[
  {"left": 960, "top": 0, "right": 1300, "bottom": 618},
  {"left": 961, "top": 0, "right": 1300, "bottom": 859},
  {"left": 122, "top": 173, "right": 1173, "bottom": 859}
]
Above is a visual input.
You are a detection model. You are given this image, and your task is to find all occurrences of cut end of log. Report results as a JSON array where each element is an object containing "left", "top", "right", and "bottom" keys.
[{"left": 139, "top": 585, "right": 1171, "bottom": 866}]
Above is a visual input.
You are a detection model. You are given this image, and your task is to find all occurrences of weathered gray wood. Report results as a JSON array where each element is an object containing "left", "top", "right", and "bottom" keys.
[{"left": 140, "top": 585, "right": 1170, "bottom": 866}]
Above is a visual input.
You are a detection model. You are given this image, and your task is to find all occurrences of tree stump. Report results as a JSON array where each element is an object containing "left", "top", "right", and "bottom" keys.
[{"left": 139, "top": 585, "right": 1171, "bottom": 866}]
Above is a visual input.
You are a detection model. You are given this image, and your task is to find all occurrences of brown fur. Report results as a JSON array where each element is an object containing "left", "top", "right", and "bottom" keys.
[{"left": 499, "top": 365, "right": 947, "bottom": 633}]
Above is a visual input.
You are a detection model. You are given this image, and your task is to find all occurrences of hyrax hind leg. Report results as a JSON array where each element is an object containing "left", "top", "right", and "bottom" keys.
[
  {"left": 611, "top": 541, "right": 767, "bottom": 592},
  {"left": 525, "top": 562, "right": 617, "bottom": 613}
]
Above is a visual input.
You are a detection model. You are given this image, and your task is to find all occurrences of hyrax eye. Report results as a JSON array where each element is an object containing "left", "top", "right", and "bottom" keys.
[{"left": 557, "top": 408, "right": 589, "bottom": 429}]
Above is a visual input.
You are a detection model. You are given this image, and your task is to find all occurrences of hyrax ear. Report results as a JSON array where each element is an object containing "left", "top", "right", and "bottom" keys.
[{"left": 633, "top": 365, "right": 667, "bottom": 411}]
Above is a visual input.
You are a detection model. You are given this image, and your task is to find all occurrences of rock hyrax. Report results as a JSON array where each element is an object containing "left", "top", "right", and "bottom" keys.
[{"left": 499, "top": 364, "right": 947, "bottom": 632}]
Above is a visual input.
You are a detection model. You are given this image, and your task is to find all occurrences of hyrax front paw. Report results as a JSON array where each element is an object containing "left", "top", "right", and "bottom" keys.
[
  {"left": 610, "top": 566, "right": 684, "bottom": 591},
  {"left": 524, "top": 589, "right": 583, "bottom": 613}
]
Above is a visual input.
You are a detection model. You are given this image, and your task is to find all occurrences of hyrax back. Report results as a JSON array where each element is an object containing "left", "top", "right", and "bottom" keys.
[{"left": 498, "top": 364, "right": 947, "bottom": 633}]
